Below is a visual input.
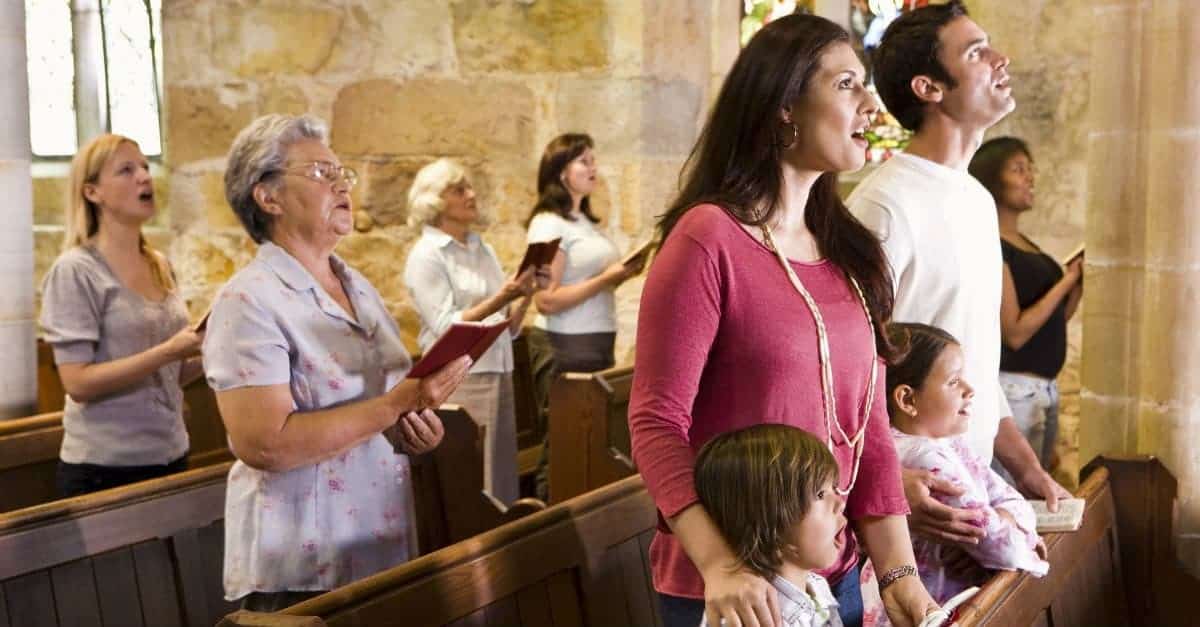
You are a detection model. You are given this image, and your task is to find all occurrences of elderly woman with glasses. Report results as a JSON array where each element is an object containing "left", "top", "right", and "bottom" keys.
[{"left": 203, "top": 114, "right": 471, "bottom": 611}]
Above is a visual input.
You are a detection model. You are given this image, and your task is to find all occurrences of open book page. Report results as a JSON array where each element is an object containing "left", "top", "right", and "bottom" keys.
[
  {"left": 1030, "top": 497, "right": 1085, "bottom": 533},
  {"left": 1060, "top": 242, "right": 1084, "bottom": 266},
  {"left": 407, "top": 318, "right": 509, "bottom": 379}
]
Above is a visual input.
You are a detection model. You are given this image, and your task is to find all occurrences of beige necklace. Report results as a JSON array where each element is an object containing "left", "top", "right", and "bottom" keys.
[{"left": 760, "top": 225, "right": 877, "bottom": 496}]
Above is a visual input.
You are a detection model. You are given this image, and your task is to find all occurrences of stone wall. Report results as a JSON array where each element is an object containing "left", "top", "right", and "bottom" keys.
[
  {"left": 971, "top": 0, "right": 1093, "bottom": 486},
  {"left": 156, "top": 0, "right": 738, "bottom": 359}
]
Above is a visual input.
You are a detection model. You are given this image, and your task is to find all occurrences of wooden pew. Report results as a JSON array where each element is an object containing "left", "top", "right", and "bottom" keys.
[
  {"left": 35, "top": 339, "right": 65, "bottom": 414},
  {"left": 955, "top": 455, "right": 1200, "bottom": 626},
  {"left": 0, "top": 461, "right": 236, "bottom": 627},
  {"left": 221, "top": 474, "right": 661, "bottom": 627},
  {"left": 0, "top": 381, "right": 233, "bottom": 513},
  {"left": 222, "top": 455, "right": 1200, "bottom": 627},
  {"left": 547, "top": 365, "right": 635, "bottom": 504},
  {"left": 0, "top": 407, "right": 543, "bottom": 627}
]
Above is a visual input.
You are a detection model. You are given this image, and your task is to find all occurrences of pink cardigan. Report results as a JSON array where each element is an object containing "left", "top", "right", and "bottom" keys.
[{"left": 628, "top": 204, "right": 908, "bottom": 599}]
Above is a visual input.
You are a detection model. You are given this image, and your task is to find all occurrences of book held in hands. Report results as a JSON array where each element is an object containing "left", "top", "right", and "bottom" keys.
[
  {"left": 407, "top": 319, "right": 510, "bottom": 379},
  {"left": 517, "top": 238, "right": 561, "bottom": 275},
  {"left": 1030, "top": 497, "right": 1085, "bottom": 533},
  {"left": 1060, "top": 242, "right": 1084, "bottom": 266},
  {"left": 621, "top": 238, "right": 656, "bottom": 270}
]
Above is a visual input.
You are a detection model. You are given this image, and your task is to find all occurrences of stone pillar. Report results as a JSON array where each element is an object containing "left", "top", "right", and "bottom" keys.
[
  {"left": 0, "top": 1, "right": 37, "bottom": 419},
  {"left": 1082, "top": 0, "right": 1200, "bottom": 574}
]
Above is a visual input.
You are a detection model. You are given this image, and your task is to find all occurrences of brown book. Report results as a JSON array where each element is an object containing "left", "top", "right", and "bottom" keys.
[
  {"left": 192, "top": 308, "right": 212, "bottom": 333},
  {"left": 517, "top": 238, "right": 561, "bottom": 275},
  {"left": 621, "top": 238, "right": 655, "bottom": 269},
  {"left": 407, "top": 319, "right": 510, "bottom": 379}
]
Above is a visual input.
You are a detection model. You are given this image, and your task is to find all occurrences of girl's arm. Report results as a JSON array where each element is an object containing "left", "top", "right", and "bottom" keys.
[{"left": 857, "top": 515, "right": 938, "bottom": 627}]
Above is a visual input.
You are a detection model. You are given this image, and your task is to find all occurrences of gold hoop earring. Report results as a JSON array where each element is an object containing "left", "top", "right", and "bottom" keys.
[{"left": 779, "top": 122, "right": 798, "bottom": 149}]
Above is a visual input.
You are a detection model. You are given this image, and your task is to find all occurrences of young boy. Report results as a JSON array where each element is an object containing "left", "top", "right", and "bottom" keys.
[{"left": 694, "top": 424, "right": 848, "bottom": 627}]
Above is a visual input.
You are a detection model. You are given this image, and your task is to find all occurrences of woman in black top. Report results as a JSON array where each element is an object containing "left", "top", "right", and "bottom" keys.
[{"left": 970, "top": 137, "right": 1082, "bottom": 472}]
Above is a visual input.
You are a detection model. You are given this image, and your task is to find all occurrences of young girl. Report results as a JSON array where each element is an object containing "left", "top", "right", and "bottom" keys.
[
  {"left": 864, "top": 322, "right": 1049, "bottom": 623},
  {"left": 694, "top": 424, "right": 847, "bottom": 627}
]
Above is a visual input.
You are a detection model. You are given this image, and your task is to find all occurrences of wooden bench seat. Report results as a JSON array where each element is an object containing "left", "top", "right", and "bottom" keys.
[
  {"left": 0, "top": 406, "right": 542, "bottom": 627},
  {"left": 221, "top": 455, "right": 1200, "bottom": 627},
  {"left": 547, "top": 365, "right": 635, "bottom": 504}
]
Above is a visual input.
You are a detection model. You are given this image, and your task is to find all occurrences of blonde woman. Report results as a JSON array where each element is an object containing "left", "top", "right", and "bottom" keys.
[
  {"left": 39, "top": 134, "right": 203, "bottom": 497},
  {"left": 403, "top": 158, "right": 544, "bottom": 505}
]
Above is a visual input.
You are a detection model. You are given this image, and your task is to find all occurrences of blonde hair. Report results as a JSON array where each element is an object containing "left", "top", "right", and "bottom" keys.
[
  {"left": 407, "top": 158, "right": 470, "bottom": 228},
  {"left": 65, "top": 133, "right": 174, "bottom": 291}
]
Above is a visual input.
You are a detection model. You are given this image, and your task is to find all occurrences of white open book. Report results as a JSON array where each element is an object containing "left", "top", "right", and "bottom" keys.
[{"left": 1030, "top": 497, "right": 1086, "bottom": 533}]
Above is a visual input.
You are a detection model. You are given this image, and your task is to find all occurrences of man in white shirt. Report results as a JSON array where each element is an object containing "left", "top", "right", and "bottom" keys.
[{"left": 847, "top": 1, "right": 1070, "bottom": 547}]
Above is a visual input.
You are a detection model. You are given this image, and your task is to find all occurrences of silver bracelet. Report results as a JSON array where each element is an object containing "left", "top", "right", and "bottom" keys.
[{"left": 878, "top": 564, "right": 917, "bottom": 591}]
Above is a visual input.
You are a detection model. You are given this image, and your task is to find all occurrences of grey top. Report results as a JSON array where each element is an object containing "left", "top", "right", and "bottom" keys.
[{"left": 39, "top": 245, "right": 190, "bottom": 466}]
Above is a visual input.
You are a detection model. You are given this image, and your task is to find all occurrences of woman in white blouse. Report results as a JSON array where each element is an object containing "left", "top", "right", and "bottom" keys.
[
  {"left": 403, "top": 158, "right": 544, "bottom": 505},
  {"left": 525, "top": 133, "right": 639, "bottom": 374}
]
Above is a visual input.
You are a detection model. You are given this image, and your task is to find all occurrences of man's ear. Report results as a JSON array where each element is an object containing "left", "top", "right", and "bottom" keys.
[
  {"left": 780, "top": 104, "right": 794, "bottom": 125},
  {"left": 892, "top": 384, "right": 918, "bottom": 417},
  {"left": 252, "top": 182, "right": 285, "bottom": 217},
  {"left": 910, "top": 75, "right": 944, "bottom": 105}
]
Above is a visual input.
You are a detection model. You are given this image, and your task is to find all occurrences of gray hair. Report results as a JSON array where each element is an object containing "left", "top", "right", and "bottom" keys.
[
  {"left": 407, "top": 158, "right": 468, "bottom": 228},
  {"left": 224, "top": 114, "right": 329, "bottom": 243}
]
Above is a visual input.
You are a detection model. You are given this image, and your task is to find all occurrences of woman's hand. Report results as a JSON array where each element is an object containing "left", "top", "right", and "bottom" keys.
[
  {"left": 700, "top": 561, "right": 781, "bottom": 627},
  {"left": 395, "top": 409, "right": 445, "bottom": 455},
  {"left": 600, "top": 261, "right": 639, "bottom": 287},
  {"left": 880, "top": 573, "right": 939, "bottom": 627},
  {"left": 391, "top": 355, "right": 472, "bottom": 412},
  {"left": 499, "top": 267, "right": 538, "bottom": 303},
  {"left": 1064, "top": 256, "right": 1083, "bottom": 284},
  {"left": 902, "top": 468, "right": 986, "bottom": 546},
  {"left": 164, "top": 327, "right": 204, "bottom": 361}
]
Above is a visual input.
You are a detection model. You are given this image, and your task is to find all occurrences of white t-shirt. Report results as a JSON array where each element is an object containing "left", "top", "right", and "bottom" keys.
[
  {"left": 526, "top": 212, "right": 619, "bottom": 334},
  {"left": 847, "top": 153, "right": 1013, "bottom": 463}
]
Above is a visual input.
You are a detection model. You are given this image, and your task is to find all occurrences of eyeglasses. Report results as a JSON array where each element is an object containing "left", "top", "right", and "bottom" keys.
[{"left": 277, "top": 161, "right": 359, "bottom": 189}]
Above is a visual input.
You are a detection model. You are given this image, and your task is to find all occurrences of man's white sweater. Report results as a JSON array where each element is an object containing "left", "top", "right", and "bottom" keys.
[{"left": 848, "top": 153, "right": 1012, "bottom": 463}]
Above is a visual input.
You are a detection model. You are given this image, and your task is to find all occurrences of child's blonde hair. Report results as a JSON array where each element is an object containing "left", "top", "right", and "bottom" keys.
[
  {"left": 694, "top": 424, "right": 838, "bottom": 578},
  {"left": 65, "top": 133, "right": 173, "bottom": 291}
]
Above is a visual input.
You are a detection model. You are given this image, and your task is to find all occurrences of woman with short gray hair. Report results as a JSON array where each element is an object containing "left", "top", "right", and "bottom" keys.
[
  {"left": 403, "top": 158, "right": 547, "bottom": 505},
  {"left": 204, "top": 114, "right": 472, "bottom": 610}
]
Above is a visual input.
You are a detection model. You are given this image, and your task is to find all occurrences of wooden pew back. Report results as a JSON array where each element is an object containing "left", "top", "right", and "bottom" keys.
[
  {"left": 0, "top": 407, "right": 542, "bottom": 627},
  {"left": 548, "top": 365, "right": 635, "bottom": 504},
  {"left": 0, "top": 462, "right": 236, "bottom": 627},
  {"left": 221, "top": 475, "right": 661, "bottom": 627},
  {"left": 0, "top": 380, "right": 233, "bottom": 514},
  {"left": 411, "top": 405, "right": 546, "bottom": 553}
]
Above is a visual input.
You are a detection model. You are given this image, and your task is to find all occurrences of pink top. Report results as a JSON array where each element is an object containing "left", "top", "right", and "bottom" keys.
[{"left": 628, "top": 204, "right": 908, "bottom": 599}]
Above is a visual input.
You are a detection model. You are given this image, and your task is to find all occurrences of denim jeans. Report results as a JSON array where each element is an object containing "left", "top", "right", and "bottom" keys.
[{"left": 999, "top": 371, "right": 1060, "bottom": 470}]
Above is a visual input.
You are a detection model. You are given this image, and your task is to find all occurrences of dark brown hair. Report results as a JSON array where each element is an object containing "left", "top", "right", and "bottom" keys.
[
  {"left": 884, "top": 323, "right": 960, "bottom": 421},
  {"left": 527, "top": 133, "right": 600, "bottom": 225},
  {"left": 694, "top": 424, "right": 839, "bottom": 579},
  {"left": 657, "top": 13, "right": 897, "bottom": 359},
  {"left": 873, "top": 0, "right": 969, "bottom": 131},
  {"left": 968, "top": 136, "right": 1031, "bottom": 203}
]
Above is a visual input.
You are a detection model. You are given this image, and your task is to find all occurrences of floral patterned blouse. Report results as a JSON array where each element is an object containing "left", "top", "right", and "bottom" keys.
[
  {"left": 204, "top": 241, "right": 417, "bottom": 600},
  {"left": 861, "top": 428, "right": 1050, "bottom": 626}
]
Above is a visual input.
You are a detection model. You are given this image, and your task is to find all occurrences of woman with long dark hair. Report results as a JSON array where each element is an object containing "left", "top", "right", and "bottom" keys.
[
  {"left": 628, "top": 14, "right": 936, "bottom": 627},
  {"left": 969, "top": 138, "right": 1081, "bottom": 475},
  {"left": 524, "top": 133, "right": 639, "bottom": 374}
]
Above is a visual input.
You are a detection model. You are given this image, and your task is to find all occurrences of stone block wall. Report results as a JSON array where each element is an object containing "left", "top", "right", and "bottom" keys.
[
  {"left": 158, "top": 0, "right": 738, "bottom": 358},
  {"left": 972, "top": 0, "right": 1092, "bottom": 486}
]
